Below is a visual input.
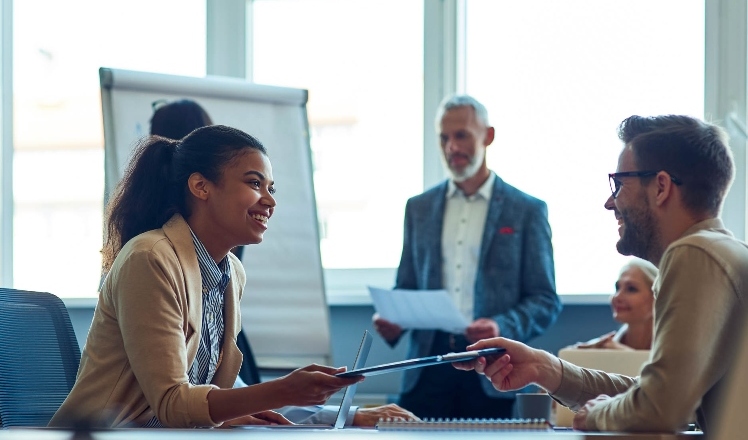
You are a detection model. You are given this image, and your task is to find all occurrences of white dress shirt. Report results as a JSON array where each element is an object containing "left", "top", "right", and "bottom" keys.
[{"left": 441, "top": 172, "right": 495, "bottom": 322}]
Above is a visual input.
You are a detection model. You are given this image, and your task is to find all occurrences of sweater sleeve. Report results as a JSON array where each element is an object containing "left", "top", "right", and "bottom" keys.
[
  {"left": 581, "top": 244, "right": 737, "bottom": 432},
  {"left": 551, "top": 359, "right": 638, "bottom": 410}
]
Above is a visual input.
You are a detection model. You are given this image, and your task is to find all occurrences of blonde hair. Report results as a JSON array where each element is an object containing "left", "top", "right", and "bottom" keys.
[{"left": 620, "top": 258, "right": 659, "bottom": 287}]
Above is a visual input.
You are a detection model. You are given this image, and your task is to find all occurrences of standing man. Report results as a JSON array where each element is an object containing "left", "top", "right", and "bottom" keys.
[
  {"left": 373, "top": 95, "right": 561, "bottom": 419},
  {"left": 455, "top": 114, "right": 748, "bottom": 434}
]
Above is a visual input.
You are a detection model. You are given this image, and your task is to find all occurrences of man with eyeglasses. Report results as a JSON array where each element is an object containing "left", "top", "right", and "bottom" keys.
[{"left": 453, "top": 114, "right": 748, "bottom": 434}]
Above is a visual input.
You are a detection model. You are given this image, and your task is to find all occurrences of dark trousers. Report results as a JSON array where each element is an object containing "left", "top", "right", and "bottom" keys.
[{"left": 398, "top": 331, "right": 515, "bottom": 420}]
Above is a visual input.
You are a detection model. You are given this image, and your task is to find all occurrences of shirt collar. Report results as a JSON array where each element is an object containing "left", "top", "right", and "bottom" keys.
[
  {"left": 189, "top": 228, "right": 230, "bottom": 294},
  {"left": 446, "top": 171, "right": 496, "bottom": 200},
  {"left": 680, "top": 218, "right": 728, "bottom": 238}
]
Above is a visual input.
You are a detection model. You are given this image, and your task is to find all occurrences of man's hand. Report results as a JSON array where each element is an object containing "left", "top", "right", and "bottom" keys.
[
  {"left": 452, "top": 337, "right": 563, "bottom": 394},
  {"left": 465, "top": 318, "right": 499, "bottom": 343},
  {"left": 373, "top": 313, "right": 403, "bottom": 343},
  {"left": 573, "top": 395, "right": 611, "bottom": 431},
  {"left": 219, "top": 410, "right": 292, "bottom": 428},
  {"left": 352, "top": 403, "right": 420, "bottom": 427}
]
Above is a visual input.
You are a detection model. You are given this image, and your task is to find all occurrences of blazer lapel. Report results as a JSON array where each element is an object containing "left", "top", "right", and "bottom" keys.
[
  {"left": 429, "top": 183, "right": 448, "bottom": 242},
  {"left": 479, "top": 175, "right": 506, "bottom": 264},
  {"left": 427, "top": 183, "right": 449, "bottom": 288},
  {"left": 162, "top": 214, "right": 203, "bottom": 354}
]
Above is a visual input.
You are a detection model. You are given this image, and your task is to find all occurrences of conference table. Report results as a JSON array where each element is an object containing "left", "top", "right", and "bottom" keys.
[{"left": 0, "top": 427, "right": 703, "bottom": 440}]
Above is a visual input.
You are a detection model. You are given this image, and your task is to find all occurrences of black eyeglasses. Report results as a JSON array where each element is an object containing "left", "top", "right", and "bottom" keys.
[
  {"left": 151, "top": 99, "right": 169, "bottom": 111},
  {"left": 608, "top": 171, "right": 683, "bottom": 198}
]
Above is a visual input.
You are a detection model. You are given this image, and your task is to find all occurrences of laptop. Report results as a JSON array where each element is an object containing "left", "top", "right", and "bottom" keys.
[{"left": 236, "top": 330, "right": 373, "bottom": 430}]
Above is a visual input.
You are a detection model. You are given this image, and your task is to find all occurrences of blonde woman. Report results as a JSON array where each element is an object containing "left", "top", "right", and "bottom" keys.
[{"left": 577, "top": 258, "right": 657, "bottom": 350}]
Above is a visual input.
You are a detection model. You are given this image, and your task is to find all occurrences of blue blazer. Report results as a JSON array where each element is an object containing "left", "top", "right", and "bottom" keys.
[{"left": 394, "top": 174, "right": 561, "bottom": 397}]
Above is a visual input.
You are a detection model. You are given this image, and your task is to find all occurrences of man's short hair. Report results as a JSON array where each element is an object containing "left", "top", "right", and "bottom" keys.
[
  {"left": 435, "top": 94, "right": 490, "bottom": 128},
  {"left": 618, "top": 115, "right": 734, "bottom": 216}
]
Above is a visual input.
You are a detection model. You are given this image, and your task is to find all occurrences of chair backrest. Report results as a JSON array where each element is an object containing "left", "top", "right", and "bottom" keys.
[{"left": 0, "top": 288, "right": 81, "bottom": 427}]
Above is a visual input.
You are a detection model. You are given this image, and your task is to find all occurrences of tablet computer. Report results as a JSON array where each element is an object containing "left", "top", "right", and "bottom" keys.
[
  {"left": 336, "top": 347, "right": 505, "bottom": 377},
  {"left": 235, "top": 330, "right": 373, "bottom": 430}
]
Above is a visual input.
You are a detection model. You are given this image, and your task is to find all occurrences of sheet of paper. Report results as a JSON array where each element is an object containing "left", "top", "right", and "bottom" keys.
[{"left": 368, "top": 286, "right": 469, "bottom": 333}]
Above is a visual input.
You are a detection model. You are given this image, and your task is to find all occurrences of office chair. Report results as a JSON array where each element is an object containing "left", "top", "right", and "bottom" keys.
[{"left": 0, "top": 288, "right": 81, "bottom": 427}]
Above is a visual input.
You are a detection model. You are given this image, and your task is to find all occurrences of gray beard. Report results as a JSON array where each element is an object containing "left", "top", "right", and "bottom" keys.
[{"left": 448, "top": 157, "right": 483, "bottom": 183}]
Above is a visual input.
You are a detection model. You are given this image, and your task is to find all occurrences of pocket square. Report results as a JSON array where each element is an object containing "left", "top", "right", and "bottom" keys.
[{"left": 499, "top": 226, "right": 514, "bottom": 234}]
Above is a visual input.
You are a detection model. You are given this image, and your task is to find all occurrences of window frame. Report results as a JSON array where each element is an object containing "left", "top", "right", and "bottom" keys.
[
  {"left": 1, "top": 0, "right": 13, "bottom": 289},
  {"left": 0, "top": 0, "right": 744, "bottom": 305}
]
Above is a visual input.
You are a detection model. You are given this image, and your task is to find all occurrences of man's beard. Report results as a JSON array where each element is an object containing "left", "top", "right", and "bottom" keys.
[
  {"left": 448, "top": 147, "right": 485, "bottom": 183},
  {"left": 616, "top": 198, "right": 660, "bottom": 262}
]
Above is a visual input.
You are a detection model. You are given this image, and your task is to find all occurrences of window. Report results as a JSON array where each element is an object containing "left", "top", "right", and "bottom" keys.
[
  {"left": 251, "top": 0, "right": 424, "bottom": 270},
  {"left": 12, "top": 0, "right": 206, "bottom": 298},
  {"left": 465, "top": 0, "right": 705, "bottom": 294},
  {"left": 3, "top": 1, "right": 735, "bottom": 302},
  {"left": 0, "top": 0, "right": 9, "bottom": 287}
]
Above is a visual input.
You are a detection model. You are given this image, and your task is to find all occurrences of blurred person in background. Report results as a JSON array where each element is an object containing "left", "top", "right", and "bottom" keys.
[{"left": 575, "top": 258, "right": 657, "bottom": 350}]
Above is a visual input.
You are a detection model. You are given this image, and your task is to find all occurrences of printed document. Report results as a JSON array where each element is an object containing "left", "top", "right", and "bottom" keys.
[{"left": 368, "top": 286, "right": 469, "bottom": 333}]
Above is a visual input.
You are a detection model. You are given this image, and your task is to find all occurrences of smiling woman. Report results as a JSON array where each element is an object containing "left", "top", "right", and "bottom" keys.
[
  {"left": 49, "top": 125, "right": 366, "bottom": 428},
  {"left": 100, "top": 125, "right": 274, "bottom": 270},
  {"left": 574, "top": 258, "right": 658, "bottom": 351}
]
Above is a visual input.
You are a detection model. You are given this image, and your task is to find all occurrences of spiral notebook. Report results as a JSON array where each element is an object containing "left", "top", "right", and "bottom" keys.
[{"left": 376, "top": 418, "right": 552, "bottom": 432}]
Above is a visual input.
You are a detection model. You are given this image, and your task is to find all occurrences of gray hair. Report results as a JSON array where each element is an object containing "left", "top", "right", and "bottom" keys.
[
  {"left": 434, "top": 94, "right": 490, "bottom": 129},
  {"left": 620, "top": 258, "right": 659, "bottom": 287}
]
